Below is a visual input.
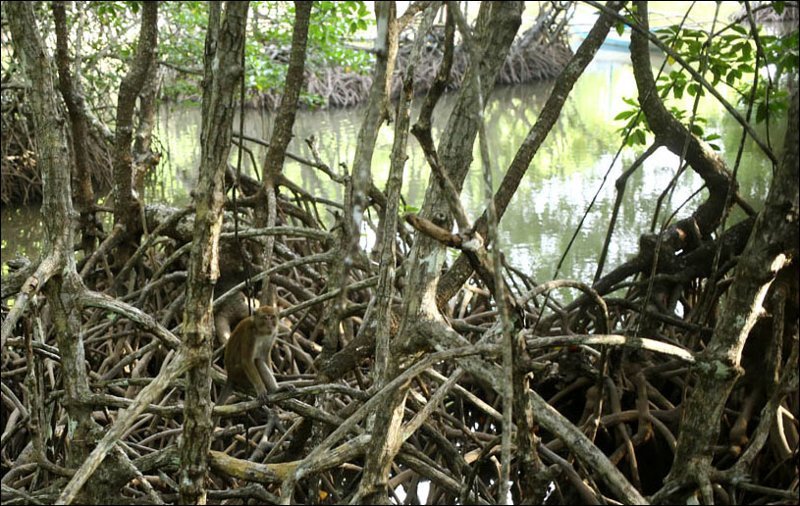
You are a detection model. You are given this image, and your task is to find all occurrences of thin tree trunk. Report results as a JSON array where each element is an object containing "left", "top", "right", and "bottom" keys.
[
  {"left": 112, "top": 2, "right": 158, "bottom": 266},
  {"left": 397, "top": 2, "right": 523, "bottom": 334},
  {"left": 354, "top": 6, "right": 437, "bottom": 501},
  {"left": 6, "top": 3, "right": 114, "bottom": 502},
  {"left": 257, "top": 1, "right": 312, "bottom": 304},
  {"left": 53, "top": 1, "right": 99, "bottom": 255},
  {"left": 178, "top": 3, "right": 248, "bottom": 504},
  {"left": 318, "top": 0, "right": 399, "bottom": 364},
  {"left": 132, "top": 33, "right": 160, "bottom": 201},
  {"left": 436, "top": 0, "right": 627, "bottom": 306},
  {"left": 353, "top": 3, "right": 524, "bottom": 503}
]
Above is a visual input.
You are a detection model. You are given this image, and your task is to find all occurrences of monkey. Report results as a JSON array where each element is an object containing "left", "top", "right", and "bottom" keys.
[
  {"left": 214, "top": 291, "right": 253, "bottom": 343},
  {"left": 217, "top": 305, "right": 283, "bottom": 406},
  {"left": 214, "top": 304, "right": 299, "bottom": 452}
]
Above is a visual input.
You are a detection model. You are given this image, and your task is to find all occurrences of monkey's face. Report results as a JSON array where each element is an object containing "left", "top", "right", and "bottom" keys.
[{"left": 253, "top": 313, "right": 276, "bottom": 334}]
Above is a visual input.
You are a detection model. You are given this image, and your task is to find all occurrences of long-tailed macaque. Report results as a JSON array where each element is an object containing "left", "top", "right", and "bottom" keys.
[{"left": 217, "top": 305, "right": 281, "bottom": 404}]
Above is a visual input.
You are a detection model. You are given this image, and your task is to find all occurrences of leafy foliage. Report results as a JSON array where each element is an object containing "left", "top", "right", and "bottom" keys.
[
  {"left": 270, "top": 1, "right": 373, "bottom": 106},
  {"left": 615, "top": 6, "right": 799, "bottom": 148},
  {"left": 161, "top": 1, "right": 374, "bottom": 105},
  {"left": 3, "top": 1, "right": 375, "bottom": 111},
  {"left": 307, "top": 1, "right": 372, "bottom": 72}
]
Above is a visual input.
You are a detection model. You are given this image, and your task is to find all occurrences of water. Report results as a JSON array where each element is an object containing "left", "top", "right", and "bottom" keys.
[{"left": 1, "top": 49, "right": 779, "bottom": 288}]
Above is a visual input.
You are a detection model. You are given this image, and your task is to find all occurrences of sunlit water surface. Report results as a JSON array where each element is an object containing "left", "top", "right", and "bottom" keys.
[{"left": 2, "top": 50, "right": 779, "bottom": 294}]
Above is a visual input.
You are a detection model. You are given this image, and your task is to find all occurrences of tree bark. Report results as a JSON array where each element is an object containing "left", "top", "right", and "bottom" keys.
[
  {"left": 659, "top": 89, "right": 798, "bottom": 504},
  {"left": 631, "top": 1, "right": 734, "bottom": 242},
  {"left": 318, "top": 0, "right": 400, "bottom": 365},
  {"left": 355, "top": 6, "right": 437, "bottom": 502},
  {"left": 52, "top": 1, "right": 100, "bottom": 256},
  {"left": 178, "top": 2, "right": 248, "bottom": 504},
  {"left": 6, "top": 3, "right": 114, "bottom": 502},
  {"left": 112, "top": 2, "right": 158, "bottom": 265},
  {"left": 132, "top": 28, "right": 161, "bottom": 200},
  {"left": 6, "top": 0, "right": 89, "bottom": 441},
  {"left": 256, "top": 1, "right": 312, "bottom": 303}
]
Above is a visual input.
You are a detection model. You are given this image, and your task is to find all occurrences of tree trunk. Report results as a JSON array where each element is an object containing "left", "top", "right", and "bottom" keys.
[
  {"left": 398, "top": 2, "right": 523, "bottom": 334},
  {"left": 256, "top": 0, "right": 313, "bottom": 304},
  {"left": 6, "top": 3, "right": 120, "bottom": 503},
  {"left": 53, "top": 1, "right": 100, "bottom": 256},
  {"left": 318, "top": 0, "right": 399, "bottom": 365},
  {"left": 178, "top": 3, "right": 248, "bottom": 504},
  {"left": 436, "top": 0, "right": 627, "bottom": 305},
  {"left": 112, "top": 2, "right": 158, "bottom": 267},
  {"left": 660, "top": 89, "right": 798, "bottom": 504},
  {"left": 132, "top": 30, "right": 161, "bottom": 200},
  {"left": 354, "top": 7, "right": 438, "bottom": 502}
]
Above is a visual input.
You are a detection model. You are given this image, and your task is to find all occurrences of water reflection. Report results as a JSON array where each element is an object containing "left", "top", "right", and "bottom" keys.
[{"left": 1, "top": 50, "right": 779, "bottom": 291}]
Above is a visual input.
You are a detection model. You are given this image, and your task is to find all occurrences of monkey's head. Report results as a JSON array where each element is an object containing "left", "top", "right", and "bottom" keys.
[{"left": 253, "top": 305, "right": 278, "bottom": 333}]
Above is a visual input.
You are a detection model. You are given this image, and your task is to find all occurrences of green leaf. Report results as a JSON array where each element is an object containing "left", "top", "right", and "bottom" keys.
[
  {"left": 690, "top": 124, "right": 704, "bottom": 136},
  {"left": 731, "top": 24, "right": 748, "bottom": 35},
  {"left": 615, "top": 20, "right": 625, "bottom": 37},
  {"left": 756, "top": 102, "right": 768, "bottom": 123},
  {"left": 614, "top": 110, "right": 635, "bottom": 120},
  {"left": 760, "top": 34, "right": 777, "bottom": 44}
]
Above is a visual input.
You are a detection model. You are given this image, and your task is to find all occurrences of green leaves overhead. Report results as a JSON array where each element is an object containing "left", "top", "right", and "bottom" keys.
[
  {"left": 241, "top": 1, "right": 373, "bottom": 104},
  {"left": 615, "top": 11, "right": 798, "bottom": 150},
  {"left": 652, "top": 19, "right": 798, "bottom": 124},
  {"left": 614, "top": 97, "right": 649, "bottom": 148},
  {"left": 30, "top": 1, "right": 376, "bottom": 108}
]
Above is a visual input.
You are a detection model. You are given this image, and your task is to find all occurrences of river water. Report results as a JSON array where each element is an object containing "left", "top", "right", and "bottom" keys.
[{"left": 1, "top": 49, "right": 779, "bottom": 290}]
